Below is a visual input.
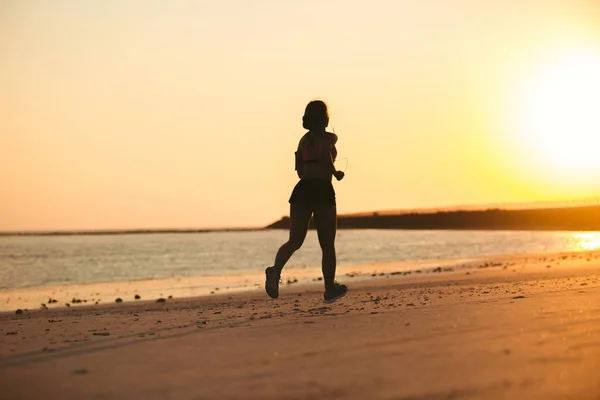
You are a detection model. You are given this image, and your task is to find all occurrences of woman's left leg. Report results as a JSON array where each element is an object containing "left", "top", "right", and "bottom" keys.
[
  {"left": 266, "top": 203, "right": 312, "bottom": 299},
  {"left": 273, "top": 204, "right": 313, "bottom": 273}
]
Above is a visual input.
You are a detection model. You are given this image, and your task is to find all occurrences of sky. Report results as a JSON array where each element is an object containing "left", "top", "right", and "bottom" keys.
[{"left": 2, "top": 0, "right": 600, "bottom": 231}]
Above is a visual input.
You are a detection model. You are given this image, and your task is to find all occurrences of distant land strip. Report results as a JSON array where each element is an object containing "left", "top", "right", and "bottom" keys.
[
  {"left": 266, "top": 205, "right": 600, "bottom": 231},
  {"left": 4, "top": 203, "right": 600, "bottom": 237}
]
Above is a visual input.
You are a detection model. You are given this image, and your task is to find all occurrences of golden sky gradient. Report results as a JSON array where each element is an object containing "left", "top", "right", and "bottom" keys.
[{"left": 2, "top": 0, "right": 600, "bottom": 231}]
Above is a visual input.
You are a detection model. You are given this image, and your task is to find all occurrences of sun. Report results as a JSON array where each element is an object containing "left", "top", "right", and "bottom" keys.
[{"left": 515, "top": 46, "right": 600, "bottom": 183}]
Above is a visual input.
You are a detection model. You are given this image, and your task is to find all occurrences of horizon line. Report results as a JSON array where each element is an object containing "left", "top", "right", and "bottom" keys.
[{"left": 3, "top": 197, "right": 600, "bottom": 237}]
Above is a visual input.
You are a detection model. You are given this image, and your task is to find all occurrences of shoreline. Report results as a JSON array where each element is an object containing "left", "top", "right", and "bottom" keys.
[{"left": 2, "top": 249, "right": 597, "bottom": 314}]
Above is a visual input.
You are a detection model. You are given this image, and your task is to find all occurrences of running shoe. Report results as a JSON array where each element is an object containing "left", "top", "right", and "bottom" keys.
[
  {"left": 324, "top": 282, "right": 348, "bottom": 303},
  {"left": 265, "top": 266, "right": 280, "bottom": 299}
]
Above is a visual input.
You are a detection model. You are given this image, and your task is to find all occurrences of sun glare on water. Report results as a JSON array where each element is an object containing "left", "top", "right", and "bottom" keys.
[
  {"left": 569, "top": 232, "right": 600, "bottom": 252},
  {"left": 516, "top": 46, "right": 600, "bottom": 183}
]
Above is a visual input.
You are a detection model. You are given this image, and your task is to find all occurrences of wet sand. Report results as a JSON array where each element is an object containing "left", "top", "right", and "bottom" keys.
[{"left": 1, "top": 251, "right": 599, "bottom": 399}]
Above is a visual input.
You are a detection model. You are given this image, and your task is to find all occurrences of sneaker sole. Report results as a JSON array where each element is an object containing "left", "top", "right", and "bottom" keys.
[
  {"left": 323, "top": 290, "right": 348, "bottom": 304},
  {"left": 265, "top": 268, "right": 279, "bottom": 299}
]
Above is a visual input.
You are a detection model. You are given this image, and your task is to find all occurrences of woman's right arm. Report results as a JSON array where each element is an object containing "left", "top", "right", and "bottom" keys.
[
  {"left": 295, "top": 151, "right": 304, "bottom": 179},
  {"left": 295, "top": 135, "right": 306, "bottom": 179}
]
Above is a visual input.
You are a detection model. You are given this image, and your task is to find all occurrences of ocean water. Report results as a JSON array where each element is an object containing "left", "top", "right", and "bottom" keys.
[{"left": 1, "top": 230, "right": 599, "bottom": 291}]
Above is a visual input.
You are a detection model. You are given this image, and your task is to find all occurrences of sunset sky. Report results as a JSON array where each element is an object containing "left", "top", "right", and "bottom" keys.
[{"left": 2, "top": 0, "right": 600, "bottom": 231}]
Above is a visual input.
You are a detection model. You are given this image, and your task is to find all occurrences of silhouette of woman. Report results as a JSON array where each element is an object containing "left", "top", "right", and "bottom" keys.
[{"left": 265, "top": 100, "right": 348, "bottom": 303}]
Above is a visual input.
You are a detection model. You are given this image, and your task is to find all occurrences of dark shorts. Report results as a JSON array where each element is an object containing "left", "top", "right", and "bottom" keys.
[{"left": 289, "top": 179, "right": 336, "bottom": 208}]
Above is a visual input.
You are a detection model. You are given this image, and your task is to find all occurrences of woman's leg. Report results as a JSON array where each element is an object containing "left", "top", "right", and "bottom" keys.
[
  {"left": 273, "top": 203, "right": 312, "bottom": 273},
  {"left": 313, "top": 204, "right": 337, "bottom": 290}
]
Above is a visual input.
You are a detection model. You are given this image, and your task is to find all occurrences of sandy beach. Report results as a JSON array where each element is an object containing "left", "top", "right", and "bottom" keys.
[{"left": 1, "top": 251, "right": 599, "bottom": 400}]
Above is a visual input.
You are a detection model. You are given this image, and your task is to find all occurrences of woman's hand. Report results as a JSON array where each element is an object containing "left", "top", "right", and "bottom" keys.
[{"left": 334, "top": 170, "right": 345, "bottom": 181}]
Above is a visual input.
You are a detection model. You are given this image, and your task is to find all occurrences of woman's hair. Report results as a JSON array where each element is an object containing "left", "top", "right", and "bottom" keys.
[{"left": 302, "top": 100, "right": 329, "bottom": 130}]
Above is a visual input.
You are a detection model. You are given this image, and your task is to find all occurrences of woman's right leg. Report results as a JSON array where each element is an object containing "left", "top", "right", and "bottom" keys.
[
  {"left": 273, "top": 203, "right": 313, "bottom": 273},
  {"left": 313, "top": 204, "right": 337, "bottom": 290},
  {"left": 314, "top": 203, "right": 347, "bottom": 303}
]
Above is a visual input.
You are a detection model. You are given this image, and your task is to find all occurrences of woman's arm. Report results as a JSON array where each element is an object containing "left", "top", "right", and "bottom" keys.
[
  {"left": 295, "top": 134, "right": 309, "bottom": 179},
  {"left": 321, "top": 134, "right": 344, "bottom": 180},
  {"left": 322, "top": 150, "right": 337, "bottom": 174},
  {"left": 327, "top": 152, "right": 344, "bottom": 181},
  {"left": 294, "top": 151, "right": 304, "bottom": 179}
]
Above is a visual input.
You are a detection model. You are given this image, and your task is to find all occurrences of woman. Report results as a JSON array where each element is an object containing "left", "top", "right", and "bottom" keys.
[{"left": 265, "top": 100, "right": 348, "bottom": 303}]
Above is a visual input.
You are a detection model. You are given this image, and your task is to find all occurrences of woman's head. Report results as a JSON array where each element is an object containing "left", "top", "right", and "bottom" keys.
[{"left": 302, "top": 100, "right": 329, "bottom": 131}]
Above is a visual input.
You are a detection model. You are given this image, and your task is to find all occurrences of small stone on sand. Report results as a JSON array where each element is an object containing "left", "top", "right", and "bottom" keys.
[{"left": 73, "top": 368, "right": 88, "bottom": 374}]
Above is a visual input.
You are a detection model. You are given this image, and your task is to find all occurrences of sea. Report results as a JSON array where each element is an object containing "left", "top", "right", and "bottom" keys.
[{"left": 1, "top": 229, "right": 599, "bottom": 291}]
